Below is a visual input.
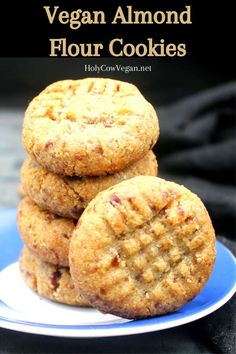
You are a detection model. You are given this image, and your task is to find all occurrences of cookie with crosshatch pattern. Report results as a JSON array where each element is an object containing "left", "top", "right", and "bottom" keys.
[{"left": 69, "top": 176, "right": 216, "bottom": 319}]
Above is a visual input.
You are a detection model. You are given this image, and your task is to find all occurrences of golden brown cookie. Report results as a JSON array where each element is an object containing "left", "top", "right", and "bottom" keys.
[
  {"left": 22, "top": 78, "right": 159, "bottom": 176},
  {"left": 69, "top": 176, "right": 216, "bottom": 319},
  {"left": 20, "top": 151, "right": 158, "bottom": 218},
  {"left": 17, "top": 197, "right": 79, "bottom": 267},
  {"left": 19, "top": 247, "right": 90, "bottom": 306}
]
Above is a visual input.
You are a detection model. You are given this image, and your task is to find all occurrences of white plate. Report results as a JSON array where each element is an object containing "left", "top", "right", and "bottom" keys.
[
  {"left": 0, "top": 209, "right": 235, "bottom": 337},
  {"left": 0, "top": 263, "right": 129, "bottom": 326}
]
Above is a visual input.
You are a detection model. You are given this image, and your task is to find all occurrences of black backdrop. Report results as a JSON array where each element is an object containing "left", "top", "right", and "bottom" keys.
[{"left": 0, "top": 0, "right": 234, "bottom": 65}]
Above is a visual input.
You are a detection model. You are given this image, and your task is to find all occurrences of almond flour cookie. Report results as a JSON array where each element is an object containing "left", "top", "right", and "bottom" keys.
[
  {"left": 20, "top": 151, "right": 158, "bottom": 218},
  {"left": 22, "top": 78, "right": 159, "bottom": 176},
  {"left": 69, "top": 176, "right": 216, "bottom": 319},
  {"left": 17, "top": 198, "right": 79, "bottom": 267},
  {"left": 19, "top": 247, "right": 90, "bottom": 306}
]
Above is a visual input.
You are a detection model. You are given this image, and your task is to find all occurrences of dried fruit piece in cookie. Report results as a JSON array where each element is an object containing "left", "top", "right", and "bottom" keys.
[
  {"left": 17, "top": 198, "right": 81, "bottom": 266},
  {"left": 23, "top": 78, "right": 159, "bottom": 176},
  {"left": 20, "top": 151, "right": 157, "bottom": 218},
  {"left": 19, "top": 247, "right": 90, "bottom": 306},
  {"left": 69, "top": 176, "right": 216, "bottom": 319}
]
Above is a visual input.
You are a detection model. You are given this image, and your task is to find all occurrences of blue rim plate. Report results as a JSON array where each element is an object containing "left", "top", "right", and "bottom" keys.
[{"left": 0, "top": 208, "right": 235, "bottom": 337}]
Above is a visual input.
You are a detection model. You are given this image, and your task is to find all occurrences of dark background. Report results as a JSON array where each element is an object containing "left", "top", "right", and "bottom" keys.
[
  {"left": 0, "top": 56, "right": 234, "bottom": 108},
  {"left": 0, "top": 0, "right": 234, "bottom": 106},
  {"left": 0, "top": 0, "right": 234, "bottom": 63}
]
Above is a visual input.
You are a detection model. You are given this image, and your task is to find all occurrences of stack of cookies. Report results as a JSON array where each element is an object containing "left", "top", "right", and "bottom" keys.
[
  {"left": 18, "top": 78, "right": 216, "bottom": 319},
  {"left": 17, "top": 78, "right": 159, "bottom": 307}
]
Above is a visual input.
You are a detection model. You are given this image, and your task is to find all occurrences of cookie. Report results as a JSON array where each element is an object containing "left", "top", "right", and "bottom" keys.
[
  {"left": 19, "top": 247, "right": 90, "bottom": 306},
  {"left": 69, "top": 176, "right": 216, "bottom": 319},
  {"left": 17, "top": 197, "right": 79, "bottom": 267},
  {"left": 22, "top": 78, "right": 159, "bottom": 176},
  {"left": 20, "top": 151, "right": 158, "bottom": 218}
]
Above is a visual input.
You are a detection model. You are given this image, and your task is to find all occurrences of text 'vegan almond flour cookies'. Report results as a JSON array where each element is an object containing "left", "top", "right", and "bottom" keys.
[
  {"left": 22, "top": 78, "right": 159, "bottom": 176},
  {"left": 69, "top": 176, "right": 216, "bottom": 319},
  {"left": 17, "top": 197, "right": 80, "bottom": 267},
  {"left": 20, "top": 151, "right": 158, "bottom": 218},
  {"left": 20, "top": 247, "right": 90, "bottom": 306}
]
